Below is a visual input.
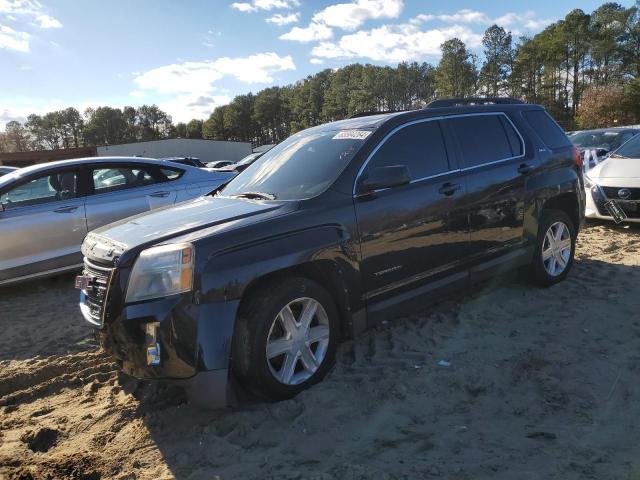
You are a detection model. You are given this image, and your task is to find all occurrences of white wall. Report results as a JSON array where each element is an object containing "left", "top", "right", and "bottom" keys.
[{"left": 97, "top": 139, "right": 251, "bottom": 162}]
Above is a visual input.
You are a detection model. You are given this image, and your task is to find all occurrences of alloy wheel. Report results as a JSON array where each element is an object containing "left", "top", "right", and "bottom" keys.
[
  {"left": 541, "top": 221, "right": 572, "bottom": 277},
  {"left": 266, "top": 297, "right": 330, "bottom": 385}
]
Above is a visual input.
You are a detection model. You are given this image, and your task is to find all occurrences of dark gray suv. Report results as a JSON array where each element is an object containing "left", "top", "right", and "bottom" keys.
[{"left": 78, "top": 98, "right": 585, "bottom": 406}]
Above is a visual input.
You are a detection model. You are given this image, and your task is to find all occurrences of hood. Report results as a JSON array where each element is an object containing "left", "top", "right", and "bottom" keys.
[
  {"left": 84, "top": 196, "right": 293, "bottom": 264},
  {"left": 589, "top": 157, "right": 640, "bottom": 180}
]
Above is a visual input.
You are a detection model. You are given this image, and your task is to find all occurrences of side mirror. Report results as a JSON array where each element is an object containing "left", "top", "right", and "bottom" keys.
[{"left": 360, "top": 165, "right": 410, "bottom": 193}]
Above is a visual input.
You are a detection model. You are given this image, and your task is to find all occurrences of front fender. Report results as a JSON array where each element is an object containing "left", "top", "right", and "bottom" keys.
[{"left": 198, "top": 224, "right": 362, "bottom": 309}]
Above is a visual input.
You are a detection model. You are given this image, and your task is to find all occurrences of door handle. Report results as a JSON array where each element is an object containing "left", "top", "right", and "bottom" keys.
[
  {"left": 53, "top": 206, "right": 78, "bottom": 213},
  {"left": 150, "top": 191, "right": 170, "bottom": 198},
  {"left": 438, "top": 182, "right": 461, "bottom": 196},
  {"left": 517, "top": 163, "right": 533, "bottom": 175}
]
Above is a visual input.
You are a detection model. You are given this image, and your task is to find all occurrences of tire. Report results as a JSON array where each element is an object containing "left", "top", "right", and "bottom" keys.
[
  {"left": 527, "top": 209, "right": 576, "bottom": 286},
  {"left": 231, "top": 277, "right": 339, "bottom": 401}
]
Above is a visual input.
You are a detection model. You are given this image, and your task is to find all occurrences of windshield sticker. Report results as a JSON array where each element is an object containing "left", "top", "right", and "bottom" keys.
[{"left": 333, "top": 130, "right": 372, "bottom": 140}]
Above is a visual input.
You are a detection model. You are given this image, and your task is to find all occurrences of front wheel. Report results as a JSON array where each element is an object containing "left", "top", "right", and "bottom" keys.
[
  {"left": 527, "top": 209, "right": 576, "bottom": 286},
  {"left": 231, "top": 277, "right": 339, "bottom": 401}
]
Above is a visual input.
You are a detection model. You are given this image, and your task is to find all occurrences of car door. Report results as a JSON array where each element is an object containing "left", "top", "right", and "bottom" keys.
[
  {"left": 444, "top": 113, "right": 533, "bottom": 262},
  {"left": 0, "top": 168, "right": 86, "bottom": 283},
  {"left": 84, "top": 163, "right": 177, "bottom": 231},
  {"left": 353, "top": 119, "right": 470, "bottom": 312}
]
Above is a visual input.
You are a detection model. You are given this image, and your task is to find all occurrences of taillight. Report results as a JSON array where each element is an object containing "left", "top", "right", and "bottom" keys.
[{"left": 572, "top": 146, "right": 583, "bottom": 168}]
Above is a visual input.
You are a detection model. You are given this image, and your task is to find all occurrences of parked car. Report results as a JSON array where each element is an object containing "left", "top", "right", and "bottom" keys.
[
  {"left": 206, "top": 160, "right": 234, "bottom": 169},
  {"left": 0, "top": 166, "right": 18, "bottom": 177},
  {"left": 160, "top": 157, "right": 208, "bottom": 168},
  {"left": 584, "top": 133, "right": 640, "bottom": 223},
  {"left": 77, "top": 98, "right": 584, "bottom": 407},
  {"left": 568, "top": 127, "right": 639, "bottom": 166},
  {"left": 0, "top": 157, "right": 232, "bottom": 286},
  {"left": 209, "top": 152, "right": 265, "bottom": 173}
]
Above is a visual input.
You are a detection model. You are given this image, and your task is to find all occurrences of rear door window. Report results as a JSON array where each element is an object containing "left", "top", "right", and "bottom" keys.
[
  {"left": 367, "top": 120, "right": 450, "bottom": 181},
  {"left": 91, "top": 166, "right": 156, "bottom": 194},
  {"left": 522, "top": 110, "right": 571, "bottom": 149},
  {"left": 446, "top": 114, "right": 517, "bottom": 168}
]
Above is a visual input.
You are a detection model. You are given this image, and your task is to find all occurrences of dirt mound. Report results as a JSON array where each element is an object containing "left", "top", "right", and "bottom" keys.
[{"left": 1, "top": 223, "right": 640, "bottom": 479}]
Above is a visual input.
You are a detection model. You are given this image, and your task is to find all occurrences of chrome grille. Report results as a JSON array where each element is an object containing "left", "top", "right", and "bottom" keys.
[{"left": 81, "top": 257, "right": 114, "bottom": 327}]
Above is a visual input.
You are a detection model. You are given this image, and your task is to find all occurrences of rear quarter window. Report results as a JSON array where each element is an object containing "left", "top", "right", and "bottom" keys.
[
  {"left": 447, "top": 114, "right": 517, "bottom": 168},
  {"left": 159, "top": 168, "right": 184, "bottom": 181},
  {"left": 522, "top": 110, "right": 571, "bottom": 149}
]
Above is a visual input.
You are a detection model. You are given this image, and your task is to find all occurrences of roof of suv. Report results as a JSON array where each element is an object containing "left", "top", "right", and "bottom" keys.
[{"left": 312, "top": 101, "right": 544, "bottom": 133}]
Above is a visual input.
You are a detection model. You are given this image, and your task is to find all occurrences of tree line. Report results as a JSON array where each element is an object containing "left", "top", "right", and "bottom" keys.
[{"left": 2, "top": 2, "right": 639, "bottom": 153}]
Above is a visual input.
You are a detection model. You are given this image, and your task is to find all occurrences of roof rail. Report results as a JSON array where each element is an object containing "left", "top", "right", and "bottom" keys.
[
  {"left": 348, "top": 110, "right": 404, "bottom": 119},
  {"left": 426, "top": 97, "right": 525, "bottom": 108}
]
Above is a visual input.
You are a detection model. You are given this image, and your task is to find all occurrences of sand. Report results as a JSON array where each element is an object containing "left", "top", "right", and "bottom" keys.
[{"left": 1, "top": 222, "right": 639, "bottom": 480}]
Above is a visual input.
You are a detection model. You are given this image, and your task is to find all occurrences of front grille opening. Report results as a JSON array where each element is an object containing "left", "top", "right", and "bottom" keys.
[{"left": 82, "top": 258, "right": 115, "bottom": 327}]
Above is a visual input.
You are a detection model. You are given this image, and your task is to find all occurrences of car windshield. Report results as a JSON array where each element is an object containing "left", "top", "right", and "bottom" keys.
[
  {"left": 569, "top": 130, "right": 630, "bottom": 150},
  {"left": 220, "top": 129, "right": 369, "bottom": 200},
  {"left": 611, "top": 134, "right": 640, "bottom": 158}
]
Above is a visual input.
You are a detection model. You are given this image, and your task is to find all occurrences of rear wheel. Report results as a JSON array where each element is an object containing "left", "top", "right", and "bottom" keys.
[
  {"left": 231, "top": 277, "right": 339, "bottom": 401},
  {"left": 528, "top": 209, "right": 576, "bottom": 286}
]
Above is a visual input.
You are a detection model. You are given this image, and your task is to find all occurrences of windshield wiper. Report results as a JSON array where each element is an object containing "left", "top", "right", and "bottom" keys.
[{"left": 231, "top": 191, "right": 277, "bottom": 200}]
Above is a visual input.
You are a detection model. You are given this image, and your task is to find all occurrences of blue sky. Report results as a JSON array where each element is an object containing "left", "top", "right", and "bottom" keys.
[{"left": 0, "top": 0, "right": 634, "bottom": 128}]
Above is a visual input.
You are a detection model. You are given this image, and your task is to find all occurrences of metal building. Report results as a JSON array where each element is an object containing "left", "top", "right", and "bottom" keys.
[{"left": 97, "top": 139, "right": 251, "bottom": 162}]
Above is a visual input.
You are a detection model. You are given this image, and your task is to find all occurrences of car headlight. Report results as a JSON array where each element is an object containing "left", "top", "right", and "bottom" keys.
[
  {"left": 584, "top": 174, "right": 594, "bottom": 188},
  {"left": 125, "top": 243, "right": 194, "bottom": 303}
]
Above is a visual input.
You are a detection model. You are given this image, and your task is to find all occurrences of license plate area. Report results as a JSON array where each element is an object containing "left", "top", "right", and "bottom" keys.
[
  {"left": 75, "top": 275, "right": 94, "bottom": 290},
  {"left": 604, "top": 200, "right": 628, "bottom": 224}
]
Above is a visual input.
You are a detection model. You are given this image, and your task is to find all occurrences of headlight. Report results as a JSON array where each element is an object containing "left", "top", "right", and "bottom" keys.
[
  {"left": 584, "top": 174, "right": 594, "bottom": 188},
  {"left": 125, "top": 243, "right": 194, "bottom": 303}
]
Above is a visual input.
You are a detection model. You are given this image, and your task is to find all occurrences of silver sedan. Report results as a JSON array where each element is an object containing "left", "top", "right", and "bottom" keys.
[{"left": 0, "top": 157, "right": 233, "bottom": 286}]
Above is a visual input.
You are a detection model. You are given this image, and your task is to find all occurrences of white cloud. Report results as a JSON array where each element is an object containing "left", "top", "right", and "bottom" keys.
[
  {"left": 312, "top": 0, "right": 403, "bottom": 30},
  {"left": 0, "top": 23, "right": 29, "bottom": 52},
  {"left": 309, "top": 58, "right": 324, "bottom": 65},
  {"left": 279, "top": 22, "right": 333, "bottom": 42},
  {"left": 132, "top": 52, "right": 295, "bottom": 120},
  {"left": 266, "top": 12, "right": 299, "bottom": 26},
  {"left": 0, "top": 0, "right": 62, "bottom": 28},
  {"left": 311, "top": 22, "right": 482, "bottom": 63},
  {"left": 434, "top": 9, "right": 489, "bottom": 24},
  {"left": 34, "top": 13, "right": 61, "bottom": 28},
  {"left": 158, "top": 94, "right": 232, "bottom": 122},
  {"left": 412, "top": 9, "right": 552, "bottom": 33},
  {"left": 281, "top": 0, "right": 403, "bottom": 44},
  {"left": 231, "top": 0, "right": 299, "bottom": 13}
]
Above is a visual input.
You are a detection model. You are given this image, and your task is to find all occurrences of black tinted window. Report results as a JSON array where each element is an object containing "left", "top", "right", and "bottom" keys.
[
  {"left": 368, "top": 121, "right": 449, "bottom": 180},
  {"left": 522, "top": 110, "right": 570, "bottom": 149},
  {"left": 448, "top": 114, "right": 514, "bottom": 168}
]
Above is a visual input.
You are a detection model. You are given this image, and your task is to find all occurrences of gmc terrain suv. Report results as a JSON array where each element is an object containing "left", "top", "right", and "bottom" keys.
[{"left": 78, "top": 98, "right": 585, "bottom": 406}]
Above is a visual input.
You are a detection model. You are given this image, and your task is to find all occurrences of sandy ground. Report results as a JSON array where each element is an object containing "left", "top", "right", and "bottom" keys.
[{"left": 1, "top": 222, "right": 640, "bottom": 480}]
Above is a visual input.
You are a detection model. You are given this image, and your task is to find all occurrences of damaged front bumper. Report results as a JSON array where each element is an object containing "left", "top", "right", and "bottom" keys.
[{"left": 79, "top": 263, "right": 241, "bottom": 408}]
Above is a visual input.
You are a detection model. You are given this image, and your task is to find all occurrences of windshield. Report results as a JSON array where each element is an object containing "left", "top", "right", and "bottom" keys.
[
  {"left": 220, "top": 129, "right": 369, "bottom": 200},
  {"left": 612, "top": 134, "right": 640, "bottom": 158},
  {"left": 569, "top": 130, "right": 630, "bottom": 150}
]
